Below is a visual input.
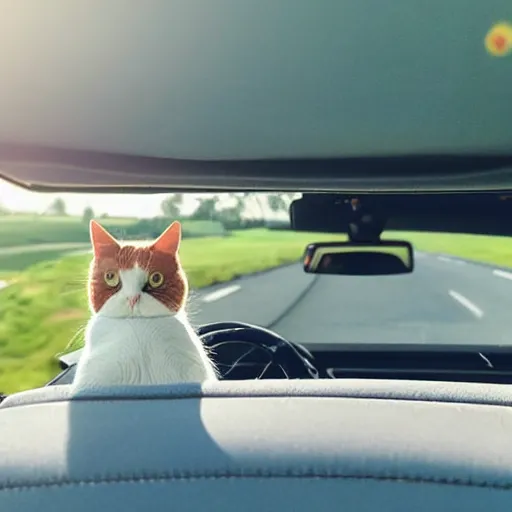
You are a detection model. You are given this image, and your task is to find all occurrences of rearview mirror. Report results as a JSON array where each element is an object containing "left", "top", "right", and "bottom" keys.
[{"left": 303, "top": 241, "right": 414, "bottom": 276}]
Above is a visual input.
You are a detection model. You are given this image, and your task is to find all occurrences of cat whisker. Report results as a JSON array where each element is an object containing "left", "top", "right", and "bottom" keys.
[
  {"left": 256, "top": 360, "right": 274, "bottom": 380},
  {"left": 58, "top": 324, "right": 87, "bottom": 356},
  {"left": 277, "top": 364, "right": 290, "bottom": 379},
  {"left": 183, "top": 291, "right": 205, "bottom": 322},
  {"left": 222, "top": 346, "right": 258, "bottom": 378},
  {"left": 60, "top": 277, "right": 90, "bottom": 290},
  {"left": 59, "top": 288, "right": 85, "bottom": 298}
]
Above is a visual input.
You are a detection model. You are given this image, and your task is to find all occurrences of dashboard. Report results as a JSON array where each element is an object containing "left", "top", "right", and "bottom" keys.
[{"left": 46, "top": 320, "right": 512, "bottom": 387}]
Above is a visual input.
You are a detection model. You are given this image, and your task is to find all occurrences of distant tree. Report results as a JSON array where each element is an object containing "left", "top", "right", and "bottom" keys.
[
  {"left": 100, "top": 213, "right": 109, "bottom": 219},
  {"left": 0, "top": 202, "right": 9, "bottom": 215},
  {"left": 174, "top": 193, "right": 183, "bottom": 208},
  {"left": 267, "top": 194, "right": 287, "bottom": 213},
  {"left": 230, "top": 193, "right": 256, "bottom": 220},
  {"left": 214, "top": 193, "right": 266, "bottom": 229},
  {"left": 239, "top": 193, "right": 267, "bottom": 224},
  {"left": 190, "top": 197, "right": 218, "bottom": 220},
  {"left": 216, "top": 194, "right": 245, "bottom": 229},
  {"left": 160, "top": 194, "right": 183, "bottom": 218},
  {"left": 82, "top": 206, "right": 95, "bottom": 224},
  {"left": 48, "top": 197, "right": 67, "bottom": 216}
]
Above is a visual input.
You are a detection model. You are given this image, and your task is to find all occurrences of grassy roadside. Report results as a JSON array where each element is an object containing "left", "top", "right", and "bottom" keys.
[
  {"left": 0, "top": 244, "right": 91, "bottom": 271},
  {"left": 390, "top": 231, "right": 512, "bottom": 268},
  {"left": 0, "top": 215, "right": 135, "bottom": 247},
  {"left": 0, "top": 229, "right": 339, "bottom": 394},
  {"left": 0, "top": 215, "right": 226, "bottom": 249}
]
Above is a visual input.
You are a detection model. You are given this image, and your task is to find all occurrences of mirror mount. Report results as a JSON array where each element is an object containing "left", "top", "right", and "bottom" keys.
[
  {"left": 346, "top": 198, "right": 386, "bottom": 243},
  {"left": 290, "top": 194, "right": 388, "bottom": 241}
]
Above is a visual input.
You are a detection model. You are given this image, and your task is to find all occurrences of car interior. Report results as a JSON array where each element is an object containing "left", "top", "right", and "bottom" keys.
[{"left": 1, "top": 1, "right": 512, "bottom": 511}]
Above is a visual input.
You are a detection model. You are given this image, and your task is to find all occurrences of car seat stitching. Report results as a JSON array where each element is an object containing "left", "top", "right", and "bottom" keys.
[
  {"left": 5, "top": 393, "right": 512, "bottom": 410},
  {"left": 2, "top": 472, "right": 512, "bottom": 493}
]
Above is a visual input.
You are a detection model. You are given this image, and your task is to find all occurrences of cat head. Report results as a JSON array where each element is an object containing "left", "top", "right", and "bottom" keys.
[{"left": 88, "top": 220, "right": 188, "bottom": 318}]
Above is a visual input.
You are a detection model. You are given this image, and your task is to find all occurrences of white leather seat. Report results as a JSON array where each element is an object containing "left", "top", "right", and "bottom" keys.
[{"left": 1, "top": 379, "right": 511, "bottom": 511}]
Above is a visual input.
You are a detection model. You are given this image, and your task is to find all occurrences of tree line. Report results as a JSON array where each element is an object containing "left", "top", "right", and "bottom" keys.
[
  {"left": 36, "top": 193, "right": 295, "bottom": 230},
  {"left": 160, "top": 193, "right": 294, "bottom": 229}
]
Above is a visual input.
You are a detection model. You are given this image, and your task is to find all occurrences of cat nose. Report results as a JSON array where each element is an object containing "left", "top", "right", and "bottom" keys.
[{"left": 127, "top": 294, "right": 141, "bottom": 308}]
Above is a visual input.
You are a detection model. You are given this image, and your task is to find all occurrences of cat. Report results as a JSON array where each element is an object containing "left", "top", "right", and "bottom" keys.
[{"left": 73, "top": 220, "right": 217, "bottom": 389}]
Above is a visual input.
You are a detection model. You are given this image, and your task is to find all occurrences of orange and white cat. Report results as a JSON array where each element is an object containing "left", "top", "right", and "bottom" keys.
[{"left": 73, "top": 220, "right": 217, "bottom": 389}]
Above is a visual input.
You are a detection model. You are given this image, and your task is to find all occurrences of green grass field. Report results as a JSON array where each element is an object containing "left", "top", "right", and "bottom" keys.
[
  {"left": 0, "top": 222, "right": 511, "bottom": 395},
  {"left": 387, "top": 231, "right": 512, "bottom": 268},
  {"left": 0, "top": 243, "right": 91, "bottom": 271},
  {"left": 0, "top": 214, "right": 135, "bottom": 247},
  {"left": 0, "top": 214, "right": 225, "bottom": 249}
]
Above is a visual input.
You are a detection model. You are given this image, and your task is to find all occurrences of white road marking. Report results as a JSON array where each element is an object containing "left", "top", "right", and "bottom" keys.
[
  {"left": 202, "top": 284, "right": 241, "bottom": 303},
  {"left": 493, "top": 269, "right": 512, "bottom": 281},
  {"left": 438, "top": 255, "right": 466, "bottom": 265},
  {"left": 449, "top": 290, "right": 483, "bottom": 319}
]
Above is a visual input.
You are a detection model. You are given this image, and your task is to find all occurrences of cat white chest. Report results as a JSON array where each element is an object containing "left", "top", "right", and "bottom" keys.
[{"left": 74, "top": 314, "right": 216, "bottom": 389}]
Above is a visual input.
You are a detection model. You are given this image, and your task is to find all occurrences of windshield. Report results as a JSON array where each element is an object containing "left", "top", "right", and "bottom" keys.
[{"left": 1, "top": 182, "right": 512, "bottom": 393}]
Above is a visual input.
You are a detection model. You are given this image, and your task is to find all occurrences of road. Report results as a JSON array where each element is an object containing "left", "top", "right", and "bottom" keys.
[{"left": 188, "top": 252, "right": 512, "bottom": 346}]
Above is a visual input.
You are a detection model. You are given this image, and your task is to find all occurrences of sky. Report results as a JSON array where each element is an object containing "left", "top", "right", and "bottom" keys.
[
  {"left": 0, "top": 179, "right": 283, "bottom": 219},
  {"left": 0, "top": 179, "right": 199, "bottom": 217}
]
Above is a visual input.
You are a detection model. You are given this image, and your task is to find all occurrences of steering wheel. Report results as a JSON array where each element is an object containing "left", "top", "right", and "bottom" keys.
[
  {"left": 36, "top": 321, "right": 320, "bottom": 389},
  {"left": 197, "top": 321, "right": 319, "bottom": 380}
]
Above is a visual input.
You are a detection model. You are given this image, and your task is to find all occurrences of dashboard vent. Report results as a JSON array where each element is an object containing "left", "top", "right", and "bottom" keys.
[{"left": 323, "top": 350, "right": 512, "bottom": 384}]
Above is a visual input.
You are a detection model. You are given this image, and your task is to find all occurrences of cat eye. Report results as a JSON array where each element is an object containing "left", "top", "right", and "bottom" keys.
[
  {"left": 104, "top": 270, "right": 120, "bottom": 287},
  {"left": 148, "top": 271, "right": 164, "bottom": 288}
]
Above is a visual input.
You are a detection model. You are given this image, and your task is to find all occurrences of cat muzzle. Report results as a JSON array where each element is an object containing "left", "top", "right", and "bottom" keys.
[{"left": 127, "top": 294, "right": 141, "bottom": 309}]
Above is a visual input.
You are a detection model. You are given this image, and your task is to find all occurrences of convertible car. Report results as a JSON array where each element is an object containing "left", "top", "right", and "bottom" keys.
[{"left": 1, "top": 2, "right": 512, "bottom": 511}]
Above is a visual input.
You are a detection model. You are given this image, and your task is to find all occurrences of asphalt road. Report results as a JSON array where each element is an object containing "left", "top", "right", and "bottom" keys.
[{"left": 188, "top": 252, "right": 512, "bottom": 346}]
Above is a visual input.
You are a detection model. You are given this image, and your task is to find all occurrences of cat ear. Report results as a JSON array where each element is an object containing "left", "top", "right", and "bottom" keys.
[
  {"left": 90, "top": 220, "right": 120, "bottom": 257},
  {"left": 152, "top": 221, "right": 181, "bottom": 254}
]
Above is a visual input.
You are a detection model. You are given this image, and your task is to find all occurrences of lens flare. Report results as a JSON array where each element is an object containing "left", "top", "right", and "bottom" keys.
[{"left": 485, "top": 22, "right": 512, "bottom": 57}]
